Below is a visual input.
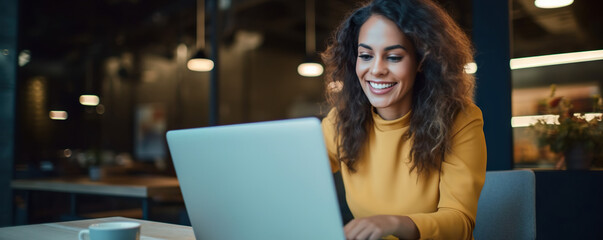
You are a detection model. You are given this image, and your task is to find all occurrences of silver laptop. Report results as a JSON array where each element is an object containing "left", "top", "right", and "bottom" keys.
[{"left": 166, "top": 118, "right": 345, "bottom": 239}]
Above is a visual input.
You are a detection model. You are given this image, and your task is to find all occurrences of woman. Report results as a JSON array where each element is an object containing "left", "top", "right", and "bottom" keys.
[{"left": 320, "top": 0, "right": 487, "bottom": 239}]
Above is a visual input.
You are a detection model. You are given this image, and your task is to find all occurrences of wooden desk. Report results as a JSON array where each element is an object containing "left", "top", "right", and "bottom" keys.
[
  {"left": 11, "top": 176, "right": 181, "bottom": 222},
  {"left": 0, "top": 217, "right": 195, "bottom": 240}
]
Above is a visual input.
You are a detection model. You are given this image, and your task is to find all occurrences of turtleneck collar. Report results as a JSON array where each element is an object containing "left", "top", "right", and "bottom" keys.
[{"left": 372, "top": 108, "right": 411, "bottom": 131}]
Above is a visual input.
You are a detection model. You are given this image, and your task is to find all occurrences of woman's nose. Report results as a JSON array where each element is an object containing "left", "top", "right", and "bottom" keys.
[{"left": 370, "top": 58, "right": 388, "bottom": 76}]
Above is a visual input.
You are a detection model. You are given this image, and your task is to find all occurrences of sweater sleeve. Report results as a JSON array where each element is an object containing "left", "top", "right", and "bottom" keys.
[
  {"left": 407, "top": 105, "right": 487, "bottom": 239},
  {"left": 321, "top": 108, "right": 341, "bottom": 173}
]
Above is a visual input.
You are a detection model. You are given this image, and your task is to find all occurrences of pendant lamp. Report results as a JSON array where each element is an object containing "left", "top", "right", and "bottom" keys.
[
  {"left": 534, "top": 0, "right": 573, "bottom": 9},
  {"left": 80, "top": 59, "right": 100, "bottom": 107},
  {"left": 297, "top": 0, "right": 323, "bottom": 77},
  {"left": 188, "top": 0, "right": 214, "bottom": 72}
]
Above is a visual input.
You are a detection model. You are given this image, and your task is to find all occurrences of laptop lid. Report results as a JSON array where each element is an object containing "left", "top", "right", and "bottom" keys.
[{"left": 166, "top": 118, "right": 344, "bottom": 240}]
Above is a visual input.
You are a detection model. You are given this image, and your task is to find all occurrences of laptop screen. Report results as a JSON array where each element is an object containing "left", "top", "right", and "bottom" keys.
[{"left": 167, "top": 118, "right": 345, "bottom": 239}]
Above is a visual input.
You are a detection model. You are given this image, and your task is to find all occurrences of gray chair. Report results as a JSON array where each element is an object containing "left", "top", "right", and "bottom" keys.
[{"left": 473, "top": 170, "right": 536, "bottom": 240}]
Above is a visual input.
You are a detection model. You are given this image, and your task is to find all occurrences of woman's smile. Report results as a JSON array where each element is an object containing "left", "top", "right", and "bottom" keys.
[{"left": 367, "top": 81, "right": 398, "bottom": 93}]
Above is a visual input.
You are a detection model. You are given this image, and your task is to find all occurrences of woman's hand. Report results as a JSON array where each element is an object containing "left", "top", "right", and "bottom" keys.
[{"left": 344, "top": 215, "right": 419, "bottom": 240}]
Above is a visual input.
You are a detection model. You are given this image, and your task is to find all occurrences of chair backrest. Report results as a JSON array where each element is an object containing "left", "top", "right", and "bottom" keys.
[{"left": 474, "top": 170, "right": 536, "bottom": 240}]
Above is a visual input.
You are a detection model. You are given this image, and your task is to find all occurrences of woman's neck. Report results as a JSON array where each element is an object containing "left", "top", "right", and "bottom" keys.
[{"left": 374, "top": 105, "right": 411, "bottom": 120}]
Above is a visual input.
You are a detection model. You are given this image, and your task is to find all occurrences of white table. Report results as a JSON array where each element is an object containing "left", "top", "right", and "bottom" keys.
[{"left": 0, "top": 217, "right": 195, "bottom": 240}]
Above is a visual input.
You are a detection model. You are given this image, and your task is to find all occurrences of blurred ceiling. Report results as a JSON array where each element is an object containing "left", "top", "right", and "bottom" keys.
[
  {"left": 18, "top": 0, "right": 603, "bottom": 65},
  {"left": 512, "top": 0, "right": 603, "bottom": 57}
]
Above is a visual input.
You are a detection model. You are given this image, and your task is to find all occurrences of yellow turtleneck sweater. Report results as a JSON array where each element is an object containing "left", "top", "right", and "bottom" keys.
[{"left": 321, "top": 103, "right": 487, "bottom": 240}]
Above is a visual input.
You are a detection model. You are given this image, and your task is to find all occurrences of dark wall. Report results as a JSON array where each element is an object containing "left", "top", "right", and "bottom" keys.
[
  {"left": 0, "top": 0, "right": 18, "bottom": 227},
  {"left": 535, "top": 171, "right": 603, "bottom": 239},
  {"left": 472, "top": 0, "right": 513, "bottom": 170}
]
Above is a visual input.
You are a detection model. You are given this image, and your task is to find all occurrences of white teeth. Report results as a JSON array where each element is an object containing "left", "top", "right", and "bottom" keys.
[{"left": 369, "top": 82, "right": 396, "bottom": 89}]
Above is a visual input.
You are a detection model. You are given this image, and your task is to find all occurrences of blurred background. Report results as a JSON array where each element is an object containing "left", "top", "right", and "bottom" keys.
[
  {"left": 1, "top": 0, "right": 602, "bottom": 235},
  {"left": 13, "top": 0, "right": 603, "bottom": 173}
]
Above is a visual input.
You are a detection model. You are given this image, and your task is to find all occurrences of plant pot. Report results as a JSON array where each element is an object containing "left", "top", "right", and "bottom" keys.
[{"left": 564, "top": 144, "right": 593, "bottom": 170}]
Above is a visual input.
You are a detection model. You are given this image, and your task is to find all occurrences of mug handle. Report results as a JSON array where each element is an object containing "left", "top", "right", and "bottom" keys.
[{"left": 78, "top": 229, "right": 90, "bottom": 240}]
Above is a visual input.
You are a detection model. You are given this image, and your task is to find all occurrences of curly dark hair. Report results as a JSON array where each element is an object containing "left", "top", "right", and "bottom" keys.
[{"left": 322, "top": 0, "right": 475, "bottom": 175}]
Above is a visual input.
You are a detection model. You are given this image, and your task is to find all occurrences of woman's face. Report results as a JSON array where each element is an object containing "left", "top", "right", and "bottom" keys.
[{"left": 356, "top": 14, "right": 419, "bottom": 120}]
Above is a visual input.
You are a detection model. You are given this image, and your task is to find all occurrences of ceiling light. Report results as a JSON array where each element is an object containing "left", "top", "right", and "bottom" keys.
[
  {"left": 510, "top": 49, "right": 603, "bottom": 70},
  {"left": 49, "top": 111, "right": 68, "bottom": 120},
  {"left": 298, "top": 62, "right": 324, "bottom": 77},
  {"left": 511, "top": 114, "right": 558, "bottom": 128},
  {"left": 464, "top": 62, "right": 477, "bottom": 74},
  {"left": 19, "top": 50, "right": 31, "bottom": 67},
  {"left": 188, "top": 0, "right": 214, "bottom": 72},
  {"left": 187, "top": 51, "right": 214, "bottom": 72},
  {"left": 511, "top": 113, "right": 602, "bottom": 128},
  {"left": 79, "top": 95, "right": 100, "bottom": 106},
  {"left": 298, "top": 60, "right": 324, "bottom": 77},
  {"left": 298, "top": 0, "right": 323, "bottom": 77},
  {"left": 534, "top": 0, "right": 573, "bottom": 9}
]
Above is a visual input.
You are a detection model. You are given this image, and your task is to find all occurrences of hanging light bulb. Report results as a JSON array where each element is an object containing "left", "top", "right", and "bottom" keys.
[
  {"left": 187, "top": 51, "right": 214, "bottom": 72},
  {"left": 298, "top": 62, "right": 324, "bottom": 77},
  {"left": 79, "top": 94, "right": 100, "bottom": 106},
  {"left": 49, "top": 111, "right": 68, "bottom": 120},
  {"left": 464, "top": 62, "right": 477, "bottom": 74},
  {"left": 298, "top": 0, "right": 323, "bottom": 77},
  {"left": 534, "top": 0, "right": 573, "bottom": 9},
  {"left": 188, "top": 0, "right": 214, "bottom": 72}
]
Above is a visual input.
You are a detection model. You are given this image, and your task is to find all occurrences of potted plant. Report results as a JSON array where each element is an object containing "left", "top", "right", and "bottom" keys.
[{"left": 531, "top": 85, "right": 603, "bottom": 170}]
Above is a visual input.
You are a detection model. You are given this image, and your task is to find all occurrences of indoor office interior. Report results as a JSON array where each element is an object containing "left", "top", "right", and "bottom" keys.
[{"left": 0, "top": 0, "right": 602, "bottom": 239}]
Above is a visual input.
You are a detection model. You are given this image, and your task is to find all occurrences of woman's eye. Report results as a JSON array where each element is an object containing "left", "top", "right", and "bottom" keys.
[
  {"left": 358, "top": 54, "right": 373, "bottom": 61},
  {"left": 388, "top": 56, "right": 403, "bottom": 62}
]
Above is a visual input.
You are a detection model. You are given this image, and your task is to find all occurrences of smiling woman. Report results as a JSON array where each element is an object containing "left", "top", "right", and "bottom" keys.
[
  {"left": 320, "top": 0, "right": 486, "bottom": 239},
  {"left": 355, "top": 15, "right": 419, "bottom": 120}
]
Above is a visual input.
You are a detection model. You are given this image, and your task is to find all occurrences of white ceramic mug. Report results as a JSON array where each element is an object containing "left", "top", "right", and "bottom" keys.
[{"left": 78, "top": 221, "right": 141, "bottom": 240}]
